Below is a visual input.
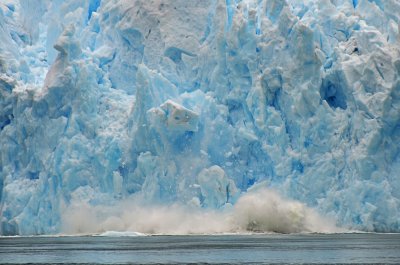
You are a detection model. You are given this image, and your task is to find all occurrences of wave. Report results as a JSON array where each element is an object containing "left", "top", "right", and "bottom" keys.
[{"left": 97, "top": 231, "right": 147, "bottom": 237}]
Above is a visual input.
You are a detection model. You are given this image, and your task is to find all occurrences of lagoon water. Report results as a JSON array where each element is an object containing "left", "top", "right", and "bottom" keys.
[{"left": 1, "top": 233, "right": 399, "bottom": 264}]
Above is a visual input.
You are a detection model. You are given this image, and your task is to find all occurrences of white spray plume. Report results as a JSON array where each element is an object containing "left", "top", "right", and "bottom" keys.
[{"left": 61, "top": 188, "right": 342, "bottom": 235}]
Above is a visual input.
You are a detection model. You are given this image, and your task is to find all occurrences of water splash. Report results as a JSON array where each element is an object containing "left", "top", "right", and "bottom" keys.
[{"left": 61, "top": 188, "right": 342, "bottom": 235}]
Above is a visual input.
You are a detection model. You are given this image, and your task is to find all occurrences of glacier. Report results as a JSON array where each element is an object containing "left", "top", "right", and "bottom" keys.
[{"left": 0, "top": 0, "right": 399, "bottom": 235}]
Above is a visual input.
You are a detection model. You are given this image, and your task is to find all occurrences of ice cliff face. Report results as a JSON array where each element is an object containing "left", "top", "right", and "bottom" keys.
[{"left": 0, "top": 0, "right": 400, "bottom": 235}]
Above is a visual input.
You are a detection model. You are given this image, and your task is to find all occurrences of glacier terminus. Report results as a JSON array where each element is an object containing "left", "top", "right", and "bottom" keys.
[{"left": 0, "top": 0, "right": 399, "bottom": 235}]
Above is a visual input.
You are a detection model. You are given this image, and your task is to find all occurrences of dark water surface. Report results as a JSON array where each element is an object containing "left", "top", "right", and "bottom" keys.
[{"left": 0, "top": 233, "right": 399, "bottom": 264}]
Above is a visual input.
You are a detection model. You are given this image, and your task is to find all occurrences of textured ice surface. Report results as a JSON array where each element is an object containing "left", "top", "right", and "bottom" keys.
[{"left": 0, "top": 0, "right": 400, "bottom": 235}]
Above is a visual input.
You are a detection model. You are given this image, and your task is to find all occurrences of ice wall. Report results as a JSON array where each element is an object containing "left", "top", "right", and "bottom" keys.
[{"left": 0, "top": 0, "right": 399, "bottom": 235}]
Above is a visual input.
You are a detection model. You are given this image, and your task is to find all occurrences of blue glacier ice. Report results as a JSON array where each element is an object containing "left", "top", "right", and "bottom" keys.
[{"left": 0, "top": 0, "right": 400, "bottom": 235}]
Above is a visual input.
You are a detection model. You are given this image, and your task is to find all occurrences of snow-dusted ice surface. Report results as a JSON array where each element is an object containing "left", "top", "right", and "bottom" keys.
[{"left": 0, "top": 0, "right": 399, "bottom": 235}]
